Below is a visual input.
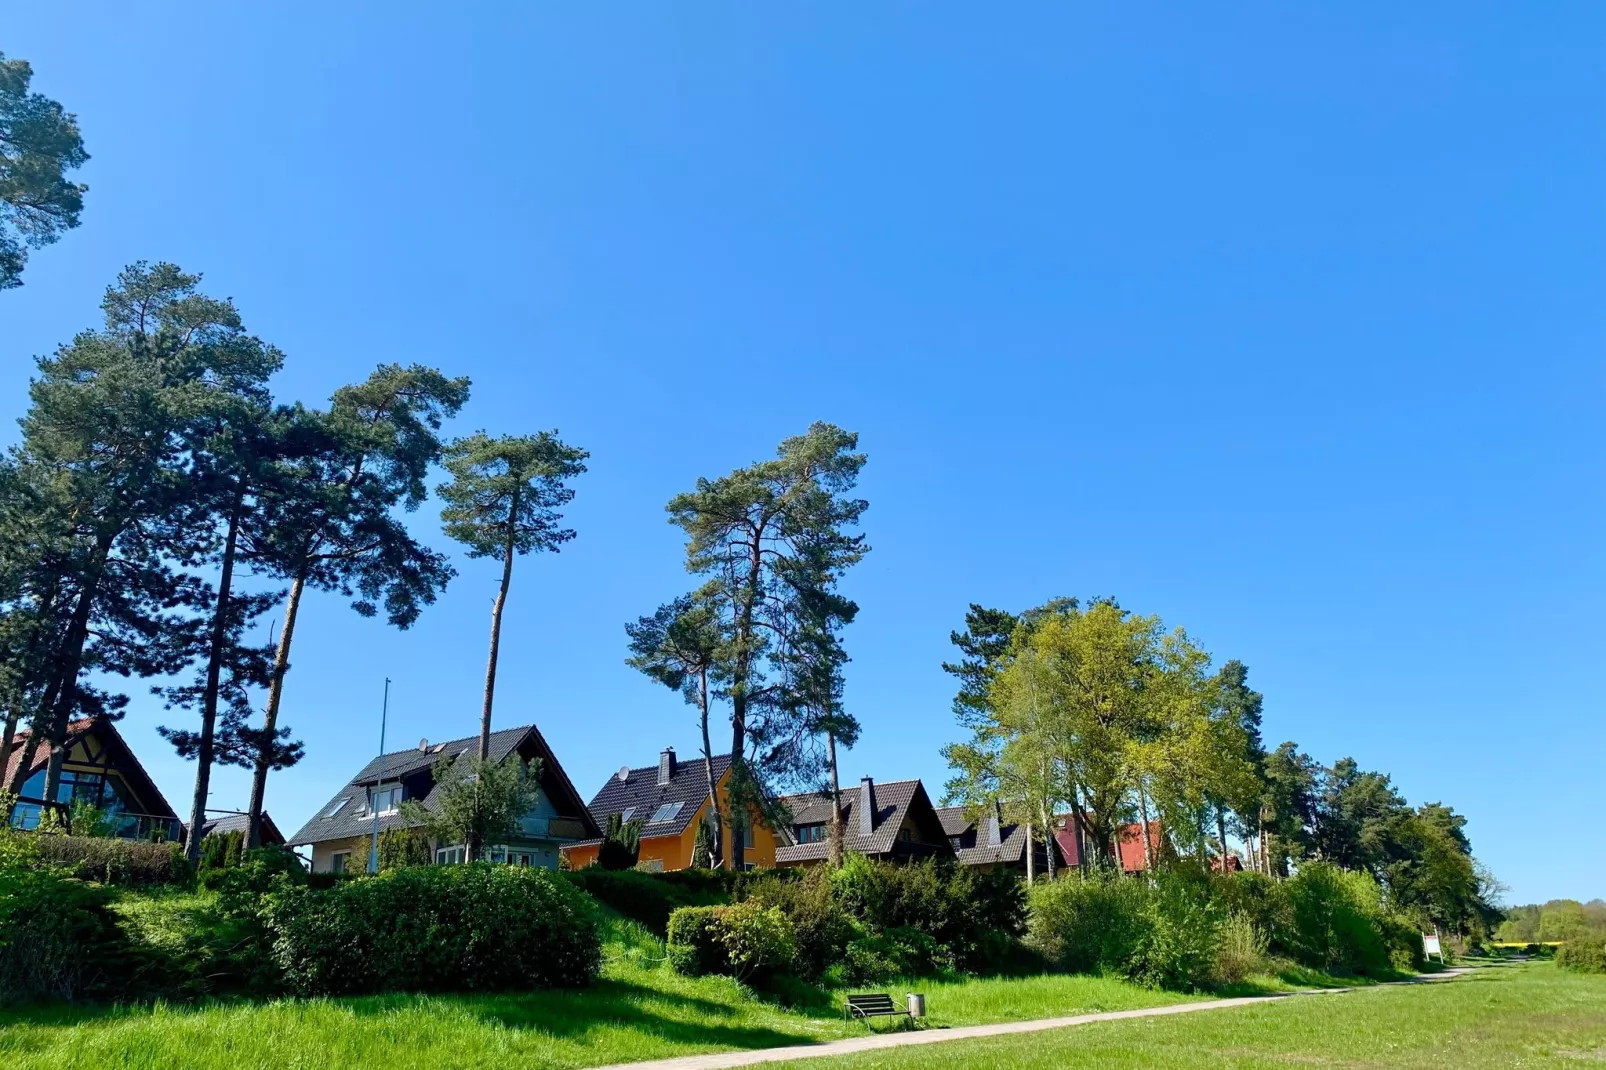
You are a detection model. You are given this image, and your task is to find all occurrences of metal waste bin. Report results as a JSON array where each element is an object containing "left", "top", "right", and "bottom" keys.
[{"left": 907, "top": 993, "right": 926, "bottom": 1018}]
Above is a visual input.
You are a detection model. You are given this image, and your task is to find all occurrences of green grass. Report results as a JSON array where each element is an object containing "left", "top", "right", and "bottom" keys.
[
  {"left": 769, "top": 962, "right": 1606, "bottom": 1069},
  {"left": 0, "top": 911, "right": 1197, "bottom": 1070}
]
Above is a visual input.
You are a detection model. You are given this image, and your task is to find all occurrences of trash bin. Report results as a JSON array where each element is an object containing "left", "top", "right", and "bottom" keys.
[{"left": 907, "top": 993, "right": 926, "bottom": 1018}]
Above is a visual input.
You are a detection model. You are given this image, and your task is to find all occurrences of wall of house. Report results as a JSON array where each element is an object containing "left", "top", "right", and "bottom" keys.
[
  {"left": 560, "top": 769, "right": 780, "bottom": 872},
  {"left": 309, "top": 835, "right": 371, "bottom": 873}
]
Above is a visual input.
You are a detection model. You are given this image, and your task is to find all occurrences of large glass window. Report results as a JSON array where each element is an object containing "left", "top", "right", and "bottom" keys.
[
  {"left": 795, "top": 824, "right": 826, "bottom": 844},
  {"left": 18, "top": 768, "right": 124, "bottom": 809},
  {"left": 331, "top": 851, "right": 351, "bottom": 874},
  {"left": 369, "top": 785, "right": 401, "bottom": 815},
  {"left": 647, "top": 801, "right": 684, "bottom": 825},
  {"left": 435, "top": 846, "right": 465, "bottom": 865}
]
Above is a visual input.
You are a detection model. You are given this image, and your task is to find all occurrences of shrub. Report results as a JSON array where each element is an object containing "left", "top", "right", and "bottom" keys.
[
  {"left": 0, "top": 868, "right": 135, "bottom": 1004},
  {"left": 666, "top": 905, "right": 725, "bottom": 976},
  {"left": 1214, "top": 914, "right": 1269, "bottom": 985},
  {"left": 1379, "top": 913, "right": 1425, "bottom": 972},
  {"left": 1282, "top": 862, "right": 1391, "bottom": 976},
  {"left": 1558, "top": 936, "right": 1606, "bottom": 974},
  {"left": 566, "top": 868, "right": 697, "bottom": 935},
  {"left": 716, "top": 901, "right": 797, "bottom": 983},
  {"left": 1212, "top": 871, "right": 1292, "bottom": 948},
  {"left": 32, "top": 834, "right": 192, "bottom": 886},
  {"left": 199, "top": 829, "right": 245, "bottom": 871},
  {"left": 843, "top": 926, "right": 951, "bottom": 983},
  {"left": 376, "top": 827, "right": 431, "bottom": 870},
  {"left": 268, "top": 863, "right": 601, "bottom": 995},
  {"left": 829, "top": 854, "right": 1025, "bottom": 973},
  {"left": 1130, "top": 872, "right": 1222, "bottom": 991},
  {"left": 1027, "top": 870, "right": 1151, "bottom": 975},
  {"left": 743, "top": 868, "right": 856, "bottom": 980},
  {"left": 665, "top": 903, "right": 797, "bottom": 983}
]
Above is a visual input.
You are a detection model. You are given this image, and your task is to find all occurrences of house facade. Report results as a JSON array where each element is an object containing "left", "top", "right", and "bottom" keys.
[
  {"left": 775, "top": 777, "right": 953, "bottom": 866},
  {"left": 4, "top": 717, "right": 183, "bottom": 841},
  {"left": 1054, "top": 813, "right": 1162, "bottom": 873},
  {"left": 288, "top": 723, "right": 598, "bottom": 873},
  {"left": 562, "top": 748, "right": 783, "bottom": 872}
]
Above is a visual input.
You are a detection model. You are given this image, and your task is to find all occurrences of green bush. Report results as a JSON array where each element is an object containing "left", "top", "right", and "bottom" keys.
[
  {"left": 0, "top": 868, "right": 135, "bottom": 1004},
  {"left": 1213, "top": 913, "right": 1269, "bottom": 984},
  {"left": 666, "top": 905, "right": 725, "bottom": 976},
  {"left": 1027, "top": 870, "right": 1151, "bottom": 975},
  {"left": 743, "top": 868, "right": 856, "bottom": 980},
  {"left": 665, "top": 903, "right": 797, "bottom": 983},
  {"left": 1212, "top": 871, "right": 1292, "bottom": 947},
  {"left": 1558, "top": 936, "right": 1606, "bottom": 974},
  {"left": 1130, "top": 873, "right": 1222, "bottom": 991},
  {"left": 829, "top": 854, "right": 1025, "bottom": 973},
  {"left": 268, "top": 863, "right": 601, "bottom": 995},
  {"left": 843, "top": 925, "right": 951, "bottom": 983},
  {"left": 198, "top": 829, "right": 245, "bottom": 871},
  {"left": 565, "top": 868, "right": 703, "bottom": 935},
  {"left": 1282, "top": 862, "right": 1392, "bottom": 976},
  {"left": 32, "top": 834, "right": 192, "bottom": 886}
]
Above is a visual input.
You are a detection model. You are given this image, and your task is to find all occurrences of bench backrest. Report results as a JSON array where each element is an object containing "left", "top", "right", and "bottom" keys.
[{"left": 846, "top": 994, "right": 899, "bottom": 1015}]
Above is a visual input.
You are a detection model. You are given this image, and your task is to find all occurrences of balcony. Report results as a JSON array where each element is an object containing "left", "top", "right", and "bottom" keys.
[
  {"left": 517, "top": 815, "right": 591, "bottom": 842},
  {"left": 7, "top": 800, "right": 182, "bottom": 842}
]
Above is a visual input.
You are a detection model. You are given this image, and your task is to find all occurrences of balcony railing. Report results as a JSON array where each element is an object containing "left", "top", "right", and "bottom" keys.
[
  {"left": 7, "top": 800, "right": 182, "bottom": 842},
  {"left": 517, "top": 815, "right": 591, "bottom": 841}
]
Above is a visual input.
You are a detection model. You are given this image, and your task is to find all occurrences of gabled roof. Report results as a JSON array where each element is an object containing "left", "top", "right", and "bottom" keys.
[
  {"left": 774, "top": 779, "right": 954, "bottom": 864},
  {"left": 189, "top": 812, "right": 285, "bottom": 846},
  {"left": 287, "top": 723, "right": 598, "bottom": 847},
  {"left": 571, "top": 752, "right": 732, "bottom": 848},
  {"left": 5, "top": 717, "right": 179, "bottom": 821},
  {"left": 937, "top": 804, "right": 1061, "bottom": 867}
]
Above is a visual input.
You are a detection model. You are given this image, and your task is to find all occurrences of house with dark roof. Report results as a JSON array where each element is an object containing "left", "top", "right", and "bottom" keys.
[
  {"left": 287, "top": 723, "right": 598, "bottom": 873},
  {"left": 188, "top": 811, "right": 285, "bottom": 847},
  {"left": 562, "top": 748, "right": 786, "bottom": 872},
  {"left": 5, "top": 717, "right": 182, "bottom": 841},
  {"left": 775, "top": 777, "right": 954, "bottom": 866},
  {"left": 936, "top": 803, "right": 1065, "bottom": 873}
]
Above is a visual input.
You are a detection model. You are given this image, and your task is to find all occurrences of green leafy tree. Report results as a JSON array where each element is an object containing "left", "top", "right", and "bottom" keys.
[
  {"left": 0, "top": 52, "right": 89, "bottom": 289},
  {"left": 665, "top": 423, "right": 869, "bottom": 869},
  {"left": 376, "top": 827, "right": 431, "bottom": 870},
  {"left": 399, "top": 754, "right": 542, "bottom": 862},
  {"left": 1259, "top": 741, "right": 1320, "bottom": 875},
  {"left": 438, "top": 431, "right": 588, "bottom": 777},
  {"left": 238, "top": 366, "right": 468, "bottom": 847},
  {"left": 626, "top": 589, "right": 727, "bottom": 861}
]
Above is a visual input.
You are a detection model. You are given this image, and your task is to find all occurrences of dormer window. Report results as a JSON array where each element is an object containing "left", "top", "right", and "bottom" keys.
[
  {"left": 795, "top": 824, "right": 826, "bottom": 844},
  {"left": 370, "top": 785, "right": 401, "bottom": 815}
]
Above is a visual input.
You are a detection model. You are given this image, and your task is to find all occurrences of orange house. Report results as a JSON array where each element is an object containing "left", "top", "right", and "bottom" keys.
[{"left": 561, "top": 749, "right": 781, "bottom": 872}]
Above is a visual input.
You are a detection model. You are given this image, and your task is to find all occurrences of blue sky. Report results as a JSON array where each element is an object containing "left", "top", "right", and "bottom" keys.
[{"left": 4, "top": 5, "right": 1601, "bottom": 905}]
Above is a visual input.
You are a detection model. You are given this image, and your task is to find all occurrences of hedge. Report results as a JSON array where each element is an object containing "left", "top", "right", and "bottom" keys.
[
  {"left": 1558, "top": 936, "right": 1606, "bottom": 974},
  {"left": 268, "top": 863, "right": 602, "bottom": 995},
  {"left": 0, "top": 868, "right": 135, "bottom": 1004},
  {"left": 32, "top": 835, "right": 192, "bottom": 886},
  {"left": 666, "top": 902, "right": 796, "bottom": 983}
]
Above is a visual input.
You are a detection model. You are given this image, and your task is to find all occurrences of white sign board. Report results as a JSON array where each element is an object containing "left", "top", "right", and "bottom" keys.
[{"left": 1423, "top": 934, "right": 1443, "bottom": 961}]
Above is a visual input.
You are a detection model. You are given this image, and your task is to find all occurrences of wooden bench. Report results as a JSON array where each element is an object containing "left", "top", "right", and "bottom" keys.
[{"left": 845, "top": 993, "right": 910, "bottom": 1022}]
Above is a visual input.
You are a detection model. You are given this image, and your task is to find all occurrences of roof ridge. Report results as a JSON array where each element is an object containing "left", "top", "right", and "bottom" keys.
[{"left": 368, "top": 723, "right": 535, "bottom": 762}]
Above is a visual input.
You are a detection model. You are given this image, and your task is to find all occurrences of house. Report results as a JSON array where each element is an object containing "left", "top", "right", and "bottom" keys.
[
  {"left": 4, "top": 716, "right": 183, "bottom": 841},
  {"left": 561, "top": 748, "right": 783, "bottom": 872},
  {"left": 936, "top": 802, "right": 1066, "bottom": 873},
  {"left": 187, "top": 811, "right": 286, "bottom": 848},
  {"left": 288, "top": 723, "right": 599, "bottom": 873},
  {"left": 1054, "top": 814, "right": 1162, "bottom": 873},
  {"left": 775, "top": 777, "right": 954, "bottom": 866}
]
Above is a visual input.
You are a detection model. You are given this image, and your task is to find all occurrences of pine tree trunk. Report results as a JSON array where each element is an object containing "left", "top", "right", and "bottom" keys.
[
  {"left": 726, "top": 536, "right": 763, "bottom": 872},
  {"left": 698, "top": 667, "right": 723, "bottom": 866},
  {"left": 826, "top": 730, "right": 844, "bottom": 867},
  {"left": 479, "top": 513, "right": 518, "bottom": 763},
  {"left": 36, "top": 535, "right": 112, "bottom": 803},
  {"left": 186, "top": 499, "right": 243, "bottom": 863},
  {"left": 1217, "top": 808, "right": 1230, "bottom": 871},
  {"left": 245, "top": 575, "right": 304, "bottom": 849}
]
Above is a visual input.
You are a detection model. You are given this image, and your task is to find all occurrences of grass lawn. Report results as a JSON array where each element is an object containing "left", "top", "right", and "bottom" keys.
[
  {"left": 770, "top": 962, "right": 1606, "bottom": 1069},
  {"left": 0, "top": 912, "right": 1194, "bottom": 1070}
]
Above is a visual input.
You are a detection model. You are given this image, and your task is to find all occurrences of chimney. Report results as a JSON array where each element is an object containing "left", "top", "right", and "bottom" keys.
[
  {"left": 657, "top": 747, "right": 676, "bottom": 786},
  {"left": 858, "top": 777, "right": 876, "bottom": 837},
  {"left": 984, "top": 800, "right": 1002, "bottom": 848}
]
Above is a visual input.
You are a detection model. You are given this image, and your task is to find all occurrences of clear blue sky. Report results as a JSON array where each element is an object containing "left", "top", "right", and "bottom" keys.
[{"left": 4, "top": 6, "right": 1601, "bottom": 905}]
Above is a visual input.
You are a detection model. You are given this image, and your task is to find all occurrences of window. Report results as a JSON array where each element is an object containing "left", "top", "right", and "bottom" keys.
[
  {"left": 487, "top": 845, "right": 508, "bottom": 864},
  {"left": 617, "top": 807, "right": 636, "bottom": 823},
  {"left": 647, "top": 801, "right": 684, "bottom": 825},
  {"left": 898, "top": 827, "right": 913, "bottom": 843},
  {"left": 435, "top": 846, "right": 465, "bottom": 865},
  {"left": 330, "top": 851, "right": 351, "bottom": 874},
  {"left": 949, "top": 836, "right": 962, "bottom": 850},
  {"left": 323, "top": 797, "right": 350, "bottom": 819},
  {"left": 795, "top": 824, "right": 826, "bottom": 844},
  {"left": 369, "top": 785, "right": 401, "bottom": 815},
  {"left": 20, "top": 768, "right": 115, "bottom": 806},
  {"left": 742, "top": 820, "right": 754, "bottom": 849},
  {"left": 638, "top": 858, "right": 664, "bottom": 873}
]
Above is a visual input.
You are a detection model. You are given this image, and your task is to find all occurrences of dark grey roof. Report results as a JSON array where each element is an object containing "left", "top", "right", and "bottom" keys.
[
  {"left": 189, "top": 812, "right": 284, "bottom": 845},
  {"left": 775, "top": 779, "right": 953, "bottom": 864},
  {"left": 937, "top": 805, "right": 1068, "bottom": 868},
  {"left": 287, "top": 724, "right": 595, "bottom": 847},
  {"left": 571, "top": 751, "right": 731, "bottom": 848}
]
